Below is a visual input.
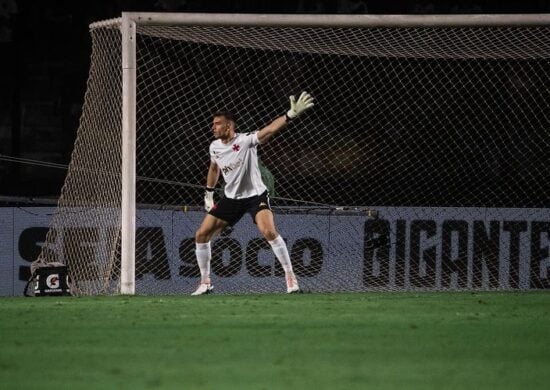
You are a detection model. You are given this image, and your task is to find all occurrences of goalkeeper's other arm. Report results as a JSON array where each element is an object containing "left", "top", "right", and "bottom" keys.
[
  {"left": 257, "top": 91, "right": 314, "bottom": 144},
  {"left": 204, "top": 162, "right": 219, "bottom": 212}
]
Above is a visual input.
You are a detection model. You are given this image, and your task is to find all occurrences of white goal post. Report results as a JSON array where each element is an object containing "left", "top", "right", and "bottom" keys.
[{"left": 39, "top": 13, "right": 550, "bottom": 295}]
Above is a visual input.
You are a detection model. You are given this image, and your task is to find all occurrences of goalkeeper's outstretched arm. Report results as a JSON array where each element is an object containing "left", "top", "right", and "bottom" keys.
[{"left": 257, "top": 91, "right": 314, "bottom": 144}]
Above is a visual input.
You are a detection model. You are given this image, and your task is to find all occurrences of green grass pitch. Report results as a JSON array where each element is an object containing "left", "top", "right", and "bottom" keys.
[{"left": 1, "top": 292, "right": 549, "bottom": 389}]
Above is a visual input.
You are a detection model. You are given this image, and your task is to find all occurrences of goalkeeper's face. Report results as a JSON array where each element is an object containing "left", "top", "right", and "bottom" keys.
[{"left": 212, "top": 116, "right": 234, "bottom": 141}]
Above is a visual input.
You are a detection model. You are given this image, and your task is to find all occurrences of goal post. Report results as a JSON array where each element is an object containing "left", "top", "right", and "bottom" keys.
[
  {"left": 39, "top": 13, "right": 550, "bottom": 295},
  {"left": 120, "top": 14, "right": 137, "bottom": 295}
]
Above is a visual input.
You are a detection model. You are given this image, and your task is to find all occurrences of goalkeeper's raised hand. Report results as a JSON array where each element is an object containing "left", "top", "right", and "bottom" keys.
[
  {"left": 204, "top": 187, "right": 215, "bottom": 212},
  {"left": 257, "top": 91, "right": 315, "bottom": 144},
  {"left": 286, "top": 91, "right": 315, "bottom": 120}
]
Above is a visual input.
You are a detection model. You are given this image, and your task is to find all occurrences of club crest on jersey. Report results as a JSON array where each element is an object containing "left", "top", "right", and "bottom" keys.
[{"left": 232, "top": 144, "right": 240, "bottom": 152}]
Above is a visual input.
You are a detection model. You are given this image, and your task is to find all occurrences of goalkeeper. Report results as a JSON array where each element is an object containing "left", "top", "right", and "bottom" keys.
[{"left": 192, "top": 92, "right": 314, "bottom": 295}]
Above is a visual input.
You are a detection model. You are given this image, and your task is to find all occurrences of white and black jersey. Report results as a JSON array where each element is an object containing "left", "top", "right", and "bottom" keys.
[{"left": 210, "top": 132, "right": 267, "bottom": 199}]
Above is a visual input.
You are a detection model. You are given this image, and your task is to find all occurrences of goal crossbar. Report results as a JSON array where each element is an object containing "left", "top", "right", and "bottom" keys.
[{"left": 90, "top": 13, "right": 550, "bottom": 30}]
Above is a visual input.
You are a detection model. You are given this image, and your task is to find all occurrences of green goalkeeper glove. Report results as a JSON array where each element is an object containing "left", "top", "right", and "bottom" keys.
[{"left": 286, "top": 91, "right": 315, "bottom": 119}]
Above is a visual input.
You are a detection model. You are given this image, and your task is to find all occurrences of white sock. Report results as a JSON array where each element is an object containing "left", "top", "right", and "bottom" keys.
[
  {"left": 195, "top": 242, "right": 211, "bottom": 283},
  {"left": 268, "top": 235, "right": 294, "bottom": 274}
]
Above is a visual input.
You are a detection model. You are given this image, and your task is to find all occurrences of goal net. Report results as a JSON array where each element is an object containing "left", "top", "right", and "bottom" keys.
[{"left": 38, "top": 14, "right": 550, "bottom": 295}]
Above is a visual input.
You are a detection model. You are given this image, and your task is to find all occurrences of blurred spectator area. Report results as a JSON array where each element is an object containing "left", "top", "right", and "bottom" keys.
[{"left": 0, "top": 0, "right": 91, "bottom": 196}]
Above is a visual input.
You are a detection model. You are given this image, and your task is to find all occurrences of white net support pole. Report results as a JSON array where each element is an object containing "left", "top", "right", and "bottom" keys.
[{"left": 120, "top": 14, "right": 136, "bottom": 295}]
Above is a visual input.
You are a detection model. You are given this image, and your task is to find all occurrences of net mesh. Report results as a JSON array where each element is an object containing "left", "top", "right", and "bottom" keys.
[{"left": 39, "top": 18, "right": 550, "bottom": 295}]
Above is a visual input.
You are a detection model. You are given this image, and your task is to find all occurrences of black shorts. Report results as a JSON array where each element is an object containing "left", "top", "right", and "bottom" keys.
[{"left": 209, "top": 191, "right": 271, "bottom": 226}]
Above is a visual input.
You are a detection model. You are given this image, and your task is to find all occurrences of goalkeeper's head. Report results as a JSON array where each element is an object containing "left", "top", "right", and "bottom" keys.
[{"left": 212, "top": 110, "right": 236, "bottom": 141}]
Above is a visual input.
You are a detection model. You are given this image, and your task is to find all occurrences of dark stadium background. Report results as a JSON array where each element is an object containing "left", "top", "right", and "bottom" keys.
[{"left": 1, "top": 0, "right": 549, "bottom": 201}]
